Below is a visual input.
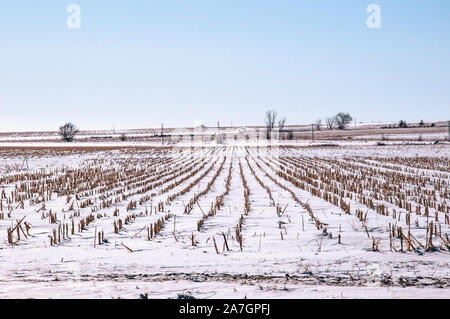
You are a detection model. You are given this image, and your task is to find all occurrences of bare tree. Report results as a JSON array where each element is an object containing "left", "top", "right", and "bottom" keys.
[
  {"left": 325, "top": 117, "right": 336, "bottom": 130},
  {"left": 335, "top": 112, "right": 353, "bottom": 130},
  {"left": 265, "top": 110, "right": 278, "bottom": 139},
  {"left": 287, "top": 130, "right": 294, "bottom": 140},
  {"left": 398, "top": 120, "right": 408, "bottom": 128},
  {"left": 59, "top": 122, "right": 79, "bottom": 142},
  {"left": 278, "top": 117, "right": 286, "bottom": 132},
  {"left": 315, "top": 119, "right": 322, "bottom": 131},
  {"left": 277, "top": 116, "right": 286, "bottom": 140}
]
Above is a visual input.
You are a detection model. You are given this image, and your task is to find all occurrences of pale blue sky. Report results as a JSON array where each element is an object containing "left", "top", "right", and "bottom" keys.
[{"left": 0, "top": 1, "right": 449, "bottom": 131}]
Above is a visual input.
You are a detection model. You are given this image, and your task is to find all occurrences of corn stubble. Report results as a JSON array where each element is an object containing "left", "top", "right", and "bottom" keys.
[{"left": 0, "top": 146, "right": 448, "bottom": 259}]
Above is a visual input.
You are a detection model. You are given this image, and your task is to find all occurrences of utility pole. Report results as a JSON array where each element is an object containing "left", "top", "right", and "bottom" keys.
[
  {"left": 217, "top": 121, "right": 223, "bottom": 144},
  {"left": 312, "top": 123, "right": 315, "bottom": 142},
  {"left": 448, "top": 121, "right": 450, "bottom": 142}
]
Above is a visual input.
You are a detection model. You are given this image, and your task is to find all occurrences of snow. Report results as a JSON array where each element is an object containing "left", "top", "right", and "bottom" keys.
[{"left": 0, "top": 140, "right": 449, "bottom": 299}]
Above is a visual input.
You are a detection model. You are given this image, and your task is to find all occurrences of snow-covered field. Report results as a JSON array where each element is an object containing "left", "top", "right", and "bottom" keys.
[
  {"left": 0, "top": 142, "right": 449, "bottom": 299},
  {"left": 352, "top": 132, "right": 449, "bottom": 141}
]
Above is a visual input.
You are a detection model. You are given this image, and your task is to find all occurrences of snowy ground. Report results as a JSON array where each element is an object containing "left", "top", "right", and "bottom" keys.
[
  {"left": 0, "top": 141, "right": 449, "bottom": 299},
  {"left": 0, "top": 277, "right": 446, "bottom": 299}
]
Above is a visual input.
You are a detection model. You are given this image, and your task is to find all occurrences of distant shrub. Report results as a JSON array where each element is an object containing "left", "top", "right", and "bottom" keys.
[
  {"left": 59, "top": 122, "right": 79, "bottom": 142},
  {"left": 399, "top": 120, "right": 408, "bottom": 128},
  {"left": 287, "top": 130, "right": 294, "bottom": 140}
]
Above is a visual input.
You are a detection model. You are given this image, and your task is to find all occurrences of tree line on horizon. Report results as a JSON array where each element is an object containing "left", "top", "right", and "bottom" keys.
[{"left": 57, "top": 115, "right": 443, "bottom": 142}]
